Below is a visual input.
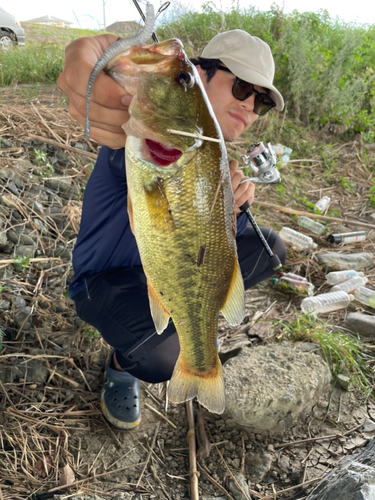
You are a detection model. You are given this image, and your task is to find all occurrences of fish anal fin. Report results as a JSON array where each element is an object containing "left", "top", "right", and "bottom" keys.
[
  {"left": 168, "top": 356, "right": 225, "bottom": 414},
  {"left": 147, "top": 284, "right": 170, "bottom": 334},
  {"left": 220, "top": 260, "right": 245, "bottom": 326}
]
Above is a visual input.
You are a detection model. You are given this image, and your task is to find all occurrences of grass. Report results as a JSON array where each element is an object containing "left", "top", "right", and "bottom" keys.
[{"left": 275, "top": 315, "right": 375, "bottom": 402}]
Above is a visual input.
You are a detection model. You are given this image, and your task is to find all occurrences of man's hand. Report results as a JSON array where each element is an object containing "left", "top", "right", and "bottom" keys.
[
  {"left": 57, "top": 35, "right": 131, "bottom": 149},
  {"left": 229, "top": 159, "right": 255, "bottom": 214}
]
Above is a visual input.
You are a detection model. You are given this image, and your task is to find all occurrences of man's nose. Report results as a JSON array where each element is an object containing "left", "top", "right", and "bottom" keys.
[{"left": 240, "top": 94, "right": 255, "bottom": 112}]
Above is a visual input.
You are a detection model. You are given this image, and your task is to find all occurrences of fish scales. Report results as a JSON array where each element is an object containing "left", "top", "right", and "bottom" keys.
[{"left": 107, "top": 38, "right": 245, "bottom": 414}]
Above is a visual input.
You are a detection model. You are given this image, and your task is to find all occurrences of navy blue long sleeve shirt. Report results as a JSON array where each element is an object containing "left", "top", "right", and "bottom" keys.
[{"left": 69, "top": 147, "right": 249, "bottom": 298}]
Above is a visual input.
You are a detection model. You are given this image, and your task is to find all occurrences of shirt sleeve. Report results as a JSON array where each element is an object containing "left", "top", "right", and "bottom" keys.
[{"left": 236, "top": 211, "right": 249, "bottom": 237}]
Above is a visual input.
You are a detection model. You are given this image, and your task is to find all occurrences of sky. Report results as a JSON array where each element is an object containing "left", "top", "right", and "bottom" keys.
[{"left": 5, "top": 0, "right": 375, "bottom": 29}]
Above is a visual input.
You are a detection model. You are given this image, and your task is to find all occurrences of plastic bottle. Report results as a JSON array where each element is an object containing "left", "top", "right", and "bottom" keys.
[
  {"left": 270, "top": 144, "right": 293, "bottom": 166},
  {"left": 353, "top": 287, "right": 375, "bottom": 309},
  {"left": 279, "top": 272, "right": 308, "bottom": 282},
  {"left": 297, "top": 216, "right": 326, "bottom": 235},
  {"left": 327, "top": 231, "right": 367, "bottom": 244},
  {"left": 301, "top": 291, "right": 354, "bottom": 314},
  {"left": 316, "top": 253, "right": 374, "bottom": 271},
  {"left": 325, "top": 270, "right": 364, "bottom": 285},
  {"left": 272, "top": 276, "right": 314, "bottom": 296},
  {"left": 331, "top": 276, "right": 368, "bottom": 293},
  {"left": 279, "top": 227, "right": 318, "bottom": 251},
  {"left": 314, "top": 196, "right": 331, "bottom": 213}
]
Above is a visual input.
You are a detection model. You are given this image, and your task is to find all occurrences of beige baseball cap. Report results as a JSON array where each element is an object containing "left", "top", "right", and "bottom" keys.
[{"left": 201, "top": 29, "right": 284, "bottom": 111}]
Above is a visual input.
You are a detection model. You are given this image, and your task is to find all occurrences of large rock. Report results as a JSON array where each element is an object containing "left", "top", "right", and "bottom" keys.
[
  {"left": 345, "top": 312, "right": 375, "bottom": 338},
  {"left": 223, "top": 342, "right": 331, "bottom": 436},
  {"left": 306, "top": 436, "right": 375, "bottom": 500}
]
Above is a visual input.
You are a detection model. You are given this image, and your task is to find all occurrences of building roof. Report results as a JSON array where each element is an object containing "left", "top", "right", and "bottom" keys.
[
  {"left": 26, "top": 15, "right": 73, "bottom": 25},
  {"left": 105, "top": 21, "right": 141, "bottom": 34}
]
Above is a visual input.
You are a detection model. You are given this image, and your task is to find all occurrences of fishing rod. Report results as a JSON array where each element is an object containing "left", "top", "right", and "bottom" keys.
[
  {"left": 132, "top": 0, "right": 170, "bottom": 43},
  {"left": 239, "top": 142, "right": 283, "bottom": 271}
]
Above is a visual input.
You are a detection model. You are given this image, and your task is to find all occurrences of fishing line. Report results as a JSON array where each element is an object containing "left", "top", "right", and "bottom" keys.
[{"left": 132, "top": 0, "right": 170, "bottom": 42}]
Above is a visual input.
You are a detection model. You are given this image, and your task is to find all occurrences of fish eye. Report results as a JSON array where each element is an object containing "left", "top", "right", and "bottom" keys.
[{"left": 176, "top": 71, "right": 194, "bottom": 88}]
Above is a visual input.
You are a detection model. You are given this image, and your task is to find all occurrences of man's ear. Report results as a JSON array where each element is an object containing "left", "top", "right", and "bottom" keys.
[{"left": 195, "top": 65, "right": 204, "bottom": 77}]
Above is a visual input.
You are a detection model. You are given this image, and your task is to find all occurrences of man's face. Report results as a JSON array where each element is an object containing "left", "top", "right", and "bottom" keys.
[{"left": 196, "top": 65, "right": 260, "bottom": 142}]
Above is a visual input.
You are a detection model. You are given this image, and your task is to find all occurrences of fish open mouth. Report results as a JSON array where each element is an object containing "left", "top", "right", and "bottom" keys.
[{"left": 145, "top": 139, "right": 182, "bottom": 167}]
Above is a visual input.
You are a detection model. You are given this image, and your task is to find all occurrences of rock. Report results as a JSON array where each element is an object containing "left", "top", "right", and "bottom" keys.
[
  {"left": 0, "top": 230, "right": 7, "bottom": 249},
  {"left": 245, "top": 450, "right": 275, "bottom": 482},
  {"left": 227, "top": 471, "right": 252, "bottom": 500},
  {"left": 12, "top": 358, "right": 49, "bottom": 384},
  {"left": 315, "top": 252, "right": 374, "bottom": 271},
  {"left": 306, "top": 436, "right": 375, "bottom": 500},
  {"left": 45, "top": 176, "right": 72, "bottom": 192},
  {"left": 223, "top": 342, "right": 331, "bottom": 436},
  {"left": 336, "top": 374, "right": 351, "bottom": 391},
  {"left": 14, "top": 245, "right": 36, "bottom": 259},
  {"left": 363, "top": 419, "right": 375, "bottom": 434},
  {"left": 14, "top": 306, "right": 33, "bottom": 329},
  {"left": 7, "top": 230, "right": 36, "bottom": 246},
  {"left": 345, "top": 312, "right": 375, "bottom": 337}
]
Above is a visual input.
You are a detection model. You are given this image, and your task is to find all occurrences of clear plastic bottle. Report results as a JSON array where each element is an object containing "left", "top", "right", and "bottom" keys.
[
  {"left": 279, "top": 272, "right": 308, "bottom": 282},
  {"left": 316, "top": 253, "right": 374, "bottom": 271},
  {"left": 353, "top": 287, "right": 375, "bottom": 309},
  {"left": 272, "top": 276, "right": 314, "bottom": 296},
  {"left": 297, "top": 216, "right": 326, "bottom": 235},
  {"left": 279, "top": 227, "right": 318, "bottom": 251},
  {"left": 270, "top": 144, "right": 293, "bottom": 166},
  {"left": 325, "top": 270, "right": 364, "bottom": 285},
  {"left": 314, "top": 196, "right": 331, "bottom": 213},
  {"left": 301, "top": 291, "right": 354, "bottom": 314},
  {"left": 331, "top": 276, "right": 368, "bottom": 293},
  {"left": 327, "top": 231, "right": 367, "bottom": 244}
]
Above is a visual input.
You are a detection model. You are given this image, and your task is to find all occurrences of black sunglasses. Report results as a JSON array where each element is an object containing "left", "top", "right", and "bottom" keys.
[{"left": 216, "top": 65, "right": 276, "bottom": 116}]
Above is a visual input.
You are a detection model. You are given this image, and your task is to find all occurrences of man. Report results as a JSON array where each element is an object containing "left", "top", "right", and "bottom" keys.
[{"left": 57, "top": 29, "right": 286, "bottom": 429}]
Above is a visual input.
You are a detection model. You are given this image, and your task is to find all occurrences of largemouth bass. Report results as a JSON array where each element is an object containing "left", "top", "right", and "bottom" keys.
[{"left": 107, "top": 39, "right": 245, "bottom": 414}]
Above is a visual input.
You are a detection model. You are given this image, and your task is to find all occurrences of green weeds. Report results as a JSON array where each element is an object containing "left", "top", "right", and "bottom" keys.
[{"left": 275, "top": 315, "right": 375, "bottom": 401}]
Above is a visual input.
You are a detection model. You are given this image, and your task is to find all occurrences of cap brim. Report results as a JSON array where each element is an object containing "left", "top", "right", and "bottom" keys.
[{"left": 221, "top": 58, "right": 284, "bottom": 111}]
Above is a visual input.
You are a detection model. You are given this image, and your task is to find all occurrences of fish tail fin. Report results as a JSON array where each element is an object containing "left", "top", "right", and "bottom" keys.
[{"left": 168, "top": 356, "right": 225, "bottom": 414}]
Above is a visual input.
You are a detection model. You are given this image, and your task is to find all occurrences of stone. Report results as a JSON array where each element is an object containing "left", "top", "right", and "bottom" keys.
[
  {"left": 12, "top": 358, "right": 49, "bottom": 384},
  {"left": 345, "top": 312, "right": 375, "bottom": 337},
  {"left": 306, "top": 436, "right": 375, "bottom": 500},
  {"left": 227, "top": 471, "right": 252, "bottom": 500},
  {"left": 245, "top": 450, "right": 275, "bottom": 482},
  {"left": 363, "top": 419, "right": 375, "bottom": 433},
  {"left": 223, "top": 342, "right": 331, "bottom": 436},
  {"left": 7, "top": 230, "right": 36, "bottom": 246},
  {"left": 14, "top": 307, "right": 33, "bottom": 329},
  {"left": 14, "top": 245, "right": 36, "bottom": 259},
  {"left": 45, "top": 176, "right": 72, "bottom": 192},
  {"left": 336, "top": 374, "right": 351, "bottom": 391}
]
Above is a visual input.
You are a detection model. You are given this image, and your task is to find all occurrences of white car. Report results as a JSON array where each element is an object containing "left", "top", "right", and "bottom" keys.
[{"left": 0, "top": 6, "right": 25, "bottom": 49}]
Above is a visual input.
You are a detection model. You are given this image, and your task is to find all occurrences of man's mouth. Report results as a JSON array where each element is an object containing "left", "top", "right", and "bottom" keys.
[{"left": 145, "top": 139, "right": 182, "bottom": 166}]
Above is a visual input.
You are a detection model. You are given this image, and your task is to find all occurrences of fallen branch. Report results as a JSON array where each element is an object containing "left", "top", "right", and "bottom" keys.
[
  {"left": 186, "top": 401, "right": 199, "bottom": 500},
  {"left": 28, "top": 133, "right": 98, "bottom": 160},
  {"left": 254, "top": 200, "right": 375, "bottom": 230}
]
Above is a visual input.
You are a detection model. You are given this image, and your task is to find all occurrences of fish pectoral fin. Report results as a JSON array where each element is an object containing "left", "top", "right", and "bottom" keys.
[
  {"left": 220, "top": 260, "right": 245, "bottom": 326},
  {"left": 168, "top": 356, "right": 226, "bottom": 414},
  {"left": 147, "top": 284, "right": 170, "bottom": 334}
]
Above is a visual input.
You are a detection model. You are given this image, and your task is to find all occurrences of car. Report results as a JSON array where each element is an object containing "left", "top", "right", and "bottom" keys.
[{"left": 0, "top": 6, "right": 25, "bottom": 49}]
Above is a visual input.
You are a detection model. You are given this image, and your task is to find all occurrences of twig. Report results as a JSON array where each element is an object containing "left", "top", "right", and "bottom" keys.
[
  {"left": 197, "top": 464, "right": 235, "bottom": 500},
  {"left": 144, "top": 402, "right": 177, "bottom": 429},
  {"left": 136, "top": 421, "right": 160, "bottom": 488},
  {"left": 254, "top": 200, "right": 375, "bottom": 230},
  {"left": 259, "top": 476, "right": 324, "bottom": 499},
  {"left": 186, "top": 401, "right": 199, "bottom": 500},
  {"left": 274, "top": 422, "right": 363, "bottom": 449},
  {"left": 151, "top": 464, "right": 172, "bottom": 500},
  {"left": 47, "top": 461, "right": 147, "bottom": 493},
  {"left": 167, "top": 128, "right": 221, "bottom": 143},
  {"left": 28, "top": 133, "right": 98, "bottom": 160}
]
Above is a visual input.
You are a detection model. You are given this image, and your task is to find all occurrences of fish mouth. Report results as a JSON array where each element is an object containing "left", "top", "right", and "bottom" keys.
[{"left": 145, "top": 139, "right": 182, "bottom": 167}]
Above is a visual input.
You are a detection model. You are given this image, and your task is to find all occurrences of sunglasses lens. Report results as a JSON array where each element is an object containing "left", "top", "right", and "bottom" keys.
[
  {"left": 233, "top": 79, "right": 254, "bottom": 101},
  {"left": 254, "top": 94, "right": 275, "bottom": 116}
]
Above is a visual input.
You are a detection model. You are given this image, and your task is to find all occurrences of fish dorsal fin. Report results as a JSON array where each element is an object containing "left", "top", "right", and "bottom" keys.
[
  {"left": 147, "top": 284, "right": 170, "bottom": 334},
  {"left": 220, "top": 260, "right": 245, "bottom": 326}
]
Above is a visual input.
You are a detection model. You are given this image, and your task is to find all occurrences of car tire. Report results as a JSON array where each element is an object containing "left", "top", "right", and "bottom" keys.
[{"left": 0, "top": 30, "right": 14, "bottom": 50}]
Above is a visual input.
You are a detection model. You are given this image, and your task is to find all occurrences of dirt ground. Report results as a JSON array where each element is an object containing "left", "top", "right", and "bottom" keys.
[{"left": 0, "top": 85, "right": 375, "bottom": 500}]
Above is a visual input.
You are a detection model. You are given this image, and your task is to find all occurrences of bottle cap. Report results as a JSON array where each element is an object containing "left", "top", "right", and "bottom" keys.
[{"left": 327, "top": 234, "right": 342, "bottom": 243}]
